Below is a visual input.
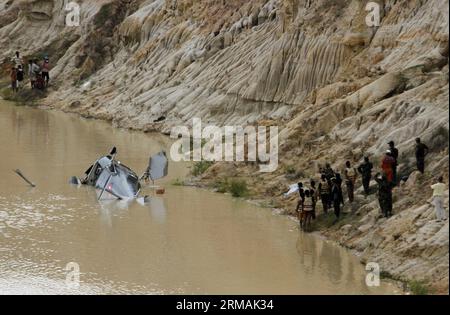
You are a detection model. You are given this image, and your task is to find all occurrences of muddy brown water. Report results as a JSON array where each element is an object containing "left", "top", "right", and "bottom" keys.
[{"left": 0, "top": 100, "right": 397, "bottom": 294}]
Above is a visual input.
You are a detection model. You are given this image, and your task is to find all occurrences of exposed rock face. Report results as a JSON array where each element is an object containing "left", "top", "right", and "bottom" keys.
[{"left": 0, "top": 0, "right": 448, "bottom": 292}]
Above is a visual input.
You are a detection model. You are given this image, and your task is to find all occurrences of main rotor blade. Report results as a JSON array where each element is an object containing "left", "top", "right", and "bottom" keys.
[{"left": 13, "top": 169, "right": 36, "bottom": 187}]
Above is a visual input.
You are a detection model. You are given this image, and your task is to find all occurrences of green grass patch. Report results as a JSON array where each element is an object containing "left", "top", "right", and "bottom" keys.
[
  {"left": 408, "top": 280, "right": 429, "bottom": 295},
  {"left": 191, "top": 161, "right": 214, "bottom": 177},
  {"left": 0, "top": 86, "right": 13, "bottom": 100},
  {"left": 214, "top": 178, "right": 230, "bottom": 193},
  {"left": 0, "top": 86, "right": 47, "bottom": 105},
  {"left": 0, "top": 78, "right": 10, "bottom": 90},
  {"left": 213, "top": 178, "right": 249, "bottom": 198},
  {"left": 435, "top": 126, "right": 449, "bottom": 140},
  {"left": 312, "top": 212, "right": 336, "bottom": 229},
  {"left": 380, "top": 270, "right": 394, "bottom": 279},
  {"left": 311, "top": 210, "right": 355, "bottom": 231},
  {"left": 285, "top": 165, "right": 296, "bottom": 175},
  {"left": 171, "top": 178, "right": 185, "bottom": 186},
  {"left": 229, "top": 179, "right": 249, "bottom": 198},
  {"left": 94, "top": 3, "right": 113, "bottom": 28}
]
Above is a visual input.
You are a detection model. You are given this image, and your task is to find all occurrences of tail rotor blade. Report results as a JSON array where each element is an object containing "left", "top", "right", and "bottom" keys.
[{"left": 147, "top": 151, "right": 168, "bottom": 181}]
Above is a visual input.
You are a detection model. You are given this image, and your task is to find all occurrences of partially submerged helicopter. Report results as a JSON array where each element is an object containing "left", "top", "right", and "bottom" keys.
[{"left": 71, "top": 147, "right": 168, "bottom": 201}]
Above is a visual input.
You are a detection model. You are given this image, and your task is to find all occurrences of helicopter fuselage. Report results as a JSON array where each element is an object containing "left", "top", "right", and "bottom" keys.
[{"left": 83, "top": 156, "right": 141, "bottom": 200}]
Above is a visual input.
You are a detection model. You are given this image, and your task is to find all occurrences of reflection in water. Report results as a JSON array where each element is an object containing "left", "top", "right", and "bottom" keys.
[
  {"left": 149, "top": 197, "right": 167, "bottom": 224},
  {"left": 346, "top": 259, "right": 356, "bottom": 290},
  {"left": 296, "top": 233, "right": 345, "bottom": 288},
  {"left": 296, "top": 233, "right": 379, "bottom": 294},
  {"left": 0, "top": 101, "right": 395, "bottom": 295},
  {"left": 296, "top": 232, "right": 317, "bottom": 275},
  {"left": 323, "top": 242, "right": 343, "bottom": 285},
  {"left": 98, "top": 199, "right": 134, "bottom": 228}
]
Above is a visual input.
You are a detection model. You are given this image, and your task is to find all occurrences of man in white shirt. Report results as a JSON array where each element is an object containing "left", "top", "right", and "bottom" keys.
[
  {"left": 431, "top": 176, "right": 447, "bottom": 221},
  {"left": 12, "top": 51, "right": 23, "bottom": 68}
]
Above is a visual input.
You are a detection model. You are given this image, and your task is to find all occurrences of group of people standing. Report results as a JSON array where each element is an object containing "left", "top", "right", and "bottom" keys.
[
  {"left": 9, "top": 51, "right": 51, "bottom": 93},
  {"left": 295, "top": 138, "right": 446, "bottom": 231},
  {"left": 295, "top": 163, "right": 349, "bottom": 231}
]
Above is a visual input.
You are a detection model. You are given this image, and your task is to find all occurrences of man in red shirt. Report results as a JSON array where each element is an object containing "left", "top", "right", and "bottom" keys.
[{"left": 381, "top": 150, "right": 396, "bottom": 183}]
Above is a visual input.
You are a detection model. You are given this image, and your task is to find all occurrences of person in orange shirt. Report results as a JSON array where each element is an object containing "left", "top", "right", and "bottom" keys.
[{"left": 381, "top": 150, "right": 396, "bottom": 183}]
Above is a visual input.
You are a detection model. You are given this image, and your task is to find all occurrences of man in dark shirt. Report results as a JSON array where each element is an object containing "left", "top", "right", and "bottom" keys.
[
  {"left": 322, "top": 163, "right": 335, "bottom": 181},
  {"left": 335, "top": 173, "right": 345, "bottom": 206},
  {"left": 358, "top": 156, "right": 374, "bottom": 196},
  {"left": 415, "top": 138, "right": 429, "bottom": 174},
  {"left": 331, "top": 178, "right": 343, "bottom": 222}
]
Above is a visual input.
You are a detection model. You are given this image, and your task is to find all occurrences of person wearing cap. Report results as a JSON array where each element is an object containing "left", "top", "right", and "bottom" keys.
[
  {"left": 388, "top": 141, "right": 399, "bottom": 184},
  {"left": 415, "top": 138, "right": 429, "bottom": 174},
  {"left": 381, "top": 150, "right": 395, "bottom": 183},
  {"left": 375, "top": 172, "right": 393, "bottom": 218}
]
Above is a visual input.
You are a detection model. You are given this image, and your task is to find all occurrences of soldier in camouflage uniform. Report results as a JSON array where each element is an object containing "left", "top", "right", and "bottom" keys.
[
  {"left": 375, "top": 172, "right": 393, "bottom": 218},
  {"left": 358, "top": 156, "right": 374, "bottom": 196}
]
